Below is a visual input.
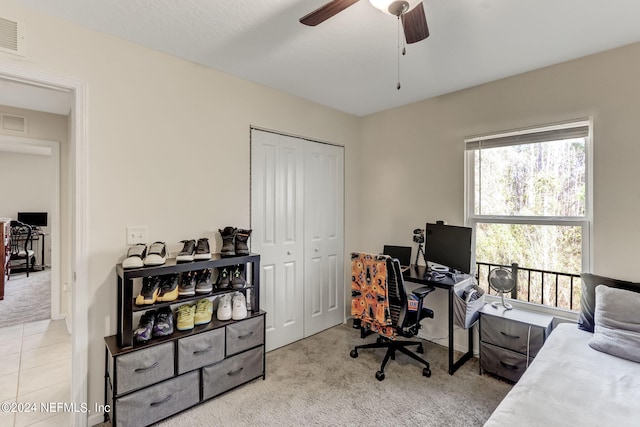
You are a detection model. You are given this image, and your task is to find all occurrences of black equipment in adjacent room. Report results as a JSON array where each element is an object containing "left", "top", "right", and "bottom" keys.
[{"left": 17, "top": 212, "right": 48, "bottom": 227}]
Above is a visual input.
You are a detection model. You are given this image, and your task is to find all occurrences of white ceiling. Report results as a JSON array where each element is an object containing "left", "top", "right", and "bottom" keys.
[{"left": 8, "top": 0, "right": 640, "bottom": 116}]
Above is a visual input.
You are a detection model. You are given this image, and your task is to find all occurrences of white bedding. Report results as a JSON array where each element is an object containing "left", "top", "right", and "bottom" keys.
[{"left": 485, "top": 323, "right": 640, "bottom": 427}]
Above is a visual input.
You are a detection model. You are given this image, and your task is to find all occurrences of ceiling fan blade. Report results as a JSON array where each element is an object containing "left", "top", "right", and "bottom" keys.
[
  {"left": 401, "top": 2, "right": 429, "bottom": 44},
  {"left": 300, "top": 0, "right": 360, "bottom": 26}
]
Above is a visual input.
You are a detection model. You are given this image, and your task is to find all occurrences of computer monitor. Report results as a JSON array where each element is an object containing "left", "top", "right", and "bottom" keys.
[
  {"left": 425, "top": 222, "right": 473, "bottom": 274},
  {"left": 17, "top": 212, "right": 48, "bottom": 227},
  {"left": 383, "top": 245, "right": 412, "bottom": 267}
]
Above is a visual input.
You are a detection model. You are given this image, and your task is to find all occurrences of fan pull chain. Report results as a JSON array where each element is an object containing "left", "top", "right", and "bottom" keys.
[{"left": 397, "top": 16, "right": 402, "bottom": 90}]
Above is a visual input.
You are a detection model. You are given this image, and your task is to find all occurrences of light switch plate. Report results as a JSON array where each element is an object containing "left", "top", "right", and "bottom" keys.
[{"left": 126, "top": 226, "right": 148, "bottom": 245}]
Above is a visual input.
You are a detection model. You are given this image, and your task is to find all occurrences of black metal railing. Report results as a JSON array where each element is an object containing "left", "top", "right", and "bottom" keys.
[{"left": 476, "top": 262, "right": 581, "bottom": 311}]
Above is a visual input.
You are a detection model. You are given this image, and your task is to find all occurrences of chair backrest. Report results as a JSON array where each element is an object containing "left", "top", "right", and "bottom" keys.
[
  {"left": 9, "top": 220, "right": 32, "bottom": 256},
  {"left": 385, "top": 256, "right": 409, "bottom": 329},
  {"left": 351, "top": 252, "right": 411, "bottom": 339}
]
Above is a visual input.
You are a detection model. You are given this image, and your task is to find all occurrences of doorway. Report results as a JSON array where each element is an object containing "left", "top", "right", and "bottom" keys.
[
  {"left": 0, "top": 135, "right": 61, "bottom": 325},
  {"left": 0, "top": 63, "right": 88, "bottom": 427}
]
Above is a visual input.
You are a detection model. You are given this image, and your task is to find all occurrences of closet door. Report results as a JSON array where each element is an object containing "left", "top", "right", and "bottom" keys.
[
  {"left": 303, "top": 142, "right": 345, "bottom": 336},
  {"left": 251, "top": 130, "right": 304, "bottom": 351}
]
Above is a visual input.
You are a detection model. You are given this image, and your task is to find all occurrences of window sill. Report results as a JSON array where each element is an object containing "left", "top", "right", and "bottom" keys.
[{"left": 484, "top": 295, "right": 579, "bottom": 323}]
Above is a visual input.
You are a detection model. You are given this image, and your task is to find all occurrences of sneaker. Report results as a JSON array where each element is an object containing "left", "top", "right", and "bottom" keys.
[
  {"left": 123, "top": 243, "right": 147, "bottom": 269},
  {"left": 176, "top": 239, "right": 196, "bottom": 262},
  {"left": 176, "top": 304, "right": 195, "bottom": 331},
  {"left": 152, "top": 307, "right": 174, "bottom": 337},
  {"left": 144, "top": 241, "right": 167, "bottom": 266},
  {"left": 219, "top": 227, "right": 237, "bottom": 257},
  {"left": 216, "top": 294, "right": 232, "bottom": 321},
  {"left": 216, "top": 267, "right": 231, "bottom": 290},
  {"left": 231, "top": 265, "right": 246, "bottom": 289},
  {"left": 134, "top": 310, "right": 156, "bottom": 343},
  {"left": 235, "top": 229, "right": 252, "bottom": 255},
  {"left": 232, "top": 292, "right": 247, "bottom": 320},
  {"left": 194, "top": 238, "right": 212, "bottom": 260},
  {"left": 194, "top": 298, "right": 213, "bottom": 325},
  {"left": 196, "top": 269, "right": 213, "bottom": 294},
  {"left": 135, "top": 276, "right": 161, "bottom": 305},
  {"left": 178, "top": 271, "right": 196, "bottom": 297},
  {"left": 157, "top": 274, "right": 179, "bottom": 302}
]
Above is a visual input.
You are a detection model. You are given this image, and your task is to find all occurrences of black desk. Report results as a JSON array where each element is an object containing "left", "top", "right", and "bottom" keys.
[{"left": 404, "top": 264, "right": 474, "bottom": 375}]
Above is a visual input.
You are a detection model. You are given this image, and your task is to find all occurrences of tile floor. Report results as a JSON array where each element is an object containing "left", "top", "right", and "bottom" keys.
[{"left": 0, "top": 319, "right": 72, "bottom": 427}]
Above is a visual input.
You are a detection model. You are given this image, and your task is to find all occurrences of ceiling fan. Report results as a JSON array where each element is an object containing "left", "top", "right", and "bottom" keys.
[{"left": 300, "top": 0, "right": 429, "bottom": 44}]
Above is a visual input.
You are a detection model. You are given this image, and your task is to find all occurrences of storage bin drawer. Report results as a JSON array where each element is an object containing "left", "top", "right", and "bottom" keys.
[
  {"left": 480, "top": 342, "right": 533, "bottom": 383},
  {"left": 115, "top": 342, "right": 174, "bottom": 394},
  {"left": 480, "top": 315, "right": 545, "bottom": 356},
  {"left": 202, "top": 346, "right": 264, "bottom": 400},
  {"left": 178, "top": 327, "right": 225, "bottom": 374},
  {"left": 226, "top": 316, "right": 264, "bottom": 355},
  {"left": 114, "top": 370, "right": 199, "bottom": 427}
]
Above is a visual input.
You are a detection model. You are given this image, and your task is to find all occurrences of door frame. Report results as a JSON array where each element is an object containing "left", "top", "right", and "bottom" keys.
[{"left": 0, "top": 62, "right": 89, "bottom": 427}]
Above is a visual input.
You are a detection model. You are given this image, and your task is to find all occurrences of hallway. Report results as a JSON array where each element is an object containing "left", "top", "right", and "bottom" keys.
[{"left": 0, "top": 319, "right": 71, "bottom": 426}]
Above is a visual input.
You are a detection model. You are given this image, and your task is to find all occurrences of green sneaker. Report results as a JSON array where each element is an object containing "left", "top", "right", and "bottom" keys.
[
  {"left": 176, "top": 304, "right": 195, "bottom": 331},
  {"left": 194, "top": 298, "right": 213, "bottom": 325}
]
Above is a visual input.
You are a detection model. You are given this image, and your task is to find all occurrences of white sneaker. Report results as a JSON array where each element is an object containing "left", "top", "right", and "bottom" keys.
[
  {"left": 216, "top": 294, "right": 232, "bottom": 321},
  {"left": 144, "top": 241, "right": 167, "bottom": 266},
  {"left": 123, "top": 243, "right": 147, "bottom": 269},
  {"left": 232, "top": 292, "right": 247, "bottom": 320}
]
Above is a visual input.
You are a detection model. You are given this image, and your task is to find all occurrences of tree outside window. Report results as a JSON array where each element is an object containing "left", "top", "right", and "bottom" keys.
[{"left": 465, "top": 120, "right": 591, "bottom": 311}]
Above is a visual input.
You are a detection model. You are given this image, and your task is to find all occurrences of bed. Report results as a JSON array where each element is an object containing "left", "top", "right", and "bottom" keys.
[{"left": 485, "top": 274, "right": 640, "bottom": 427}]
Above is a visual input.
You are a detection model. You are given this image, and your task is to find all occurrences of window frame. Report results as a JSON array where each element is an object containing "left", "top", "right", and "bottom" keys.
[{"left": 464, "top": 118, "right": 593, "bottom": 313}]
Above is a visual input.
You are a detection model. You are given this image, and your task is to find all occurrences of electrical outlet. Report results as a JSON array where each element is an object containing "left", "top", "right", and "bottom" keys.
[{"left": 126, "top": 226, "right": 148, "bottom": 245}]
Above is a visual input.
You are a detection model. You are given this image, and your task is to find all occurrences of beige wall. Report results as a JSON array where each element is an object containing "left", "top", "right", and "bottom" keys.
[
  {"left": 3, "top": 0, "right": 640, "bottom": 420},
  {"left": 1, "top": 1, "right": 361, "bottom": 416},
  {"left": 360, "top": 41, "right": 640, "bottom": 347}
]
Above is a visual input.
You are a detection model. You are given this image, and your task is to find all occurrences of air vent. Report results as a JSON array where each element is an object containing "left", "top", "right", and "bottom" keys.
[
  {"left": 0, "top": 16, "right": 25, "bottom": 57},
  {"left": 1, "top": 114, "right": 27, "bottom": 132}
]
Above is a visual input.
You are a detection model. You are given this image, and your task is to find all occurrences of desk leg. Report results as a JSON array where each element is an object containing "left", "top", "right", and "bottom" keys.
[
  {"left": 448, "top": 287, "right": 454, "bottom": 373},
  {"left": 41, "top": 234, "right": 45, "bottom": 270},
  {"left": 447, "top": 287, "right": 475, "bottom": 375}
]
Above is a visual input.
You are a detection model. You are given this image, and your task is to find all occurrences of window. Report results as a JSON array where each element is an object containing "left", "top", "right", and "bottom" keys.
[{"left": 465, "top": 120, "right": 591, "bottom": 311}]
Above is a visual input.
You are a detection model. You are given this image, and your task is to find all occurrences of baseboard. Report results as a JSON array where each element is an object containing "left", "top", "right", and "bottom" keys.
[
  {"left": 64, "top": 313, "right": 72, "bottom": 334},
  {"left": 87, "top": 412, "right": 105, "bottom": 426},
  {"left": 418, "top": 331, "right": 480, "bottom": 358}
]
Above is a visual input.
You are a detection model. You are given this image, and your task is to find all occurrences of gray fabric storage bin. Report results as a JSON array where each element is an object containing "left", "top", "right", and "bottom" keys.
[
  {"left": 115, "top": 370, "right": 199, "bottom": 427},
  {"left": 453, "top": 282, "right": 485, "bottom": 329},
  {"left": 115, "top": 342, "right": 174, "bottom": 394}
]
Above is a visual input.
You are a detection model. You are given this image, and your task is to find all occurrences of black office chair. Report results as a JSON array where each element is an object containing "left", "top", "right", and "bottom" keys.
[
  {"left": 8, "top": 220, "right": 34, "bottom": 279},
  {"left": 350, "top": 252, "right": 435, "bottom": 381}
]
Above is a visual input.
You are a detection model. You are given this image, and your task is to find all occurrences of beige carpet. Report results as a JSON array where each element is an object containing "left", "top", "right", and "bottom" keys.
[
  {"left": 0, "top": 269, "right": 51, "bottom": 328},
  {"left": 97, "top": 323, "right": 511, "bottom": 427}
]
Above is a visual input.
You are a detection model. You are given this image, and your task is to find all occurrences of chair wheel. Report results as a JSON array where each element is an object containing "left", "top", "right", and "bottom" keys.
[
  {"left": 375, "top": 371, "right": 385, "bottom": 381},
  {"left": 417, "top": 344, "right": 424, "bottom": 354},
  {"left": 350, "top": 350, "right": 358, "bottom": 358},
  {"left": 423, "top": 367, "right": 431, "bottom": 377}
]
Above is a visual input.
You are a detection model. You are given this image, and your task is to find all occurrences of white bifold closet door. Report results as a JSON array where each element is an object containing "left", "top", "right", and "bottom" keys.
[
  {"left": 303, "top": 141, "right": 344, "bottom": 337},
  {"left": 251, "top": 129, "right": 344, "bottom": 352}
]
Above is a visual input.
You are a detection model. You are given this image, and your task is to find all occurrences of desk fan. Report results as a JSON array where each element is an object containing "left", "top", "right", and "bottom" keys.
[{"left": 488, "top": 267, "right": 515, "bottom": 310}]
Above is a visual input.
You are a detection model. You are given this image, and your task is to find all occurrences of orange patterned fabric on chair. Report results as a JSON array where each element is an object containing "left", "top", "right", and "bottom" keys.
[{"left": 351, "top": 252, "right": 396, "bottom": 339}]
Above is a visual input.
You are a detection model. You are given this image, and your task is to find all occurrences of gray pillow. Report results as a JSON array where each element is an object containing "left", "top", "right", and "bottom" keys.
[
  {"left": 579, "top": 273, "right": 640, "bottom": 332},
  {"left": 588, "top": 285, "right": 640, "bottom": 363}
]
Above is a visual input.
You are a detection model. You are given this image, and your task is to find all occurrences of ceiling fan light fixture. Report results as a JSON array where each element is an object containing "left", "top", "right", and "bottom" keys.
[{"left": 369, "top": 0, "right": 420, "bottom": 16}]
